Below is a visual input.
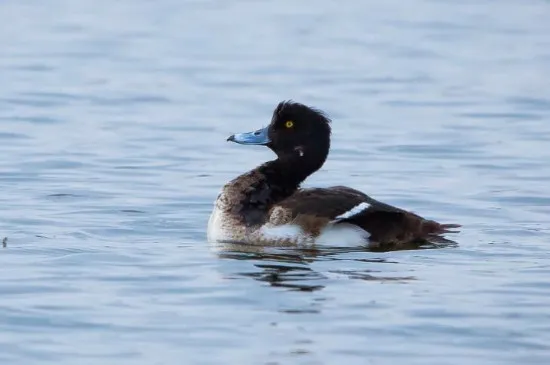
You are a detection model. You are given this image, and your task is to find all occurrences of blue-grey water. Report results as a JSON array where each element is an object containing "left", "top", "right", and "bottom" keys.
[{"left": 1, "top": 0, "right": 550, "bottom": 364}]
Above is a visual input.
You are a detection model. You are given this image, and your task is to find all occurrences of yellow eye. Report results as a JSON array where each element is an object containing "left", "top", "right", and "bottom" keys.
[{"left": 285, "top": 120, "right": 294, "bottom": 128}]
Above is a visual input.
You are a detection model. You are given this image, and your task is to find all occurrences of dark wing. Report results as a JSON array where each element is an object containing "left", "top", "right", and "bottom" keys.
[
  {"left": 327, "top": 187, "right": 460, "bottom": 243},
  {"left": 271, "top": 186, "right": 373, "bottom": 220},
  {"left": 326, "top": 186, "right": 409, "bottom": 214},
  {"left": 274, "top": 186, "right": 408, "bottom": 219},
  {"left": 266, "top": 186, "right": 369, "bottom": 236},
  {"left": 271, "top": 186, "right": 460, "bottom": 244}
]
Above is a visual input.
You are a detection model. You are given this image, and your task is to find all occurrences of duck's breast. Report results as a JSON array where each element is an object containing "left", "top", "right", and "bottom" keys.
[
  {"left": 207, "top": 202, "right": 246, "bottom": 243},
  {"left": 207, "top": 204, "right": 225, "bottom": 241}
]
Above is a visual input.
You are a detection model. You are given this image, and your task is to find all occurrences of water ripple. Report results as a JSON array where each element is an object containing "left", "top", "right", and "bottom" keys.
[{"left": 1, "top": 0, "right": 550, "bottom": 364}]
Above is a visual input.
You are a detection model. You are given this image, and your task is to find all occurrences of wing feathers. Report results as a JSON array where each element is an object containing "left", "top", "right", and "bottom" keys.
[
  {"left": 331, "top": 202, "right": 371, "bottom": 222},
  {"left": 268, "top": 186, "right": 460, "bottom": 245}
]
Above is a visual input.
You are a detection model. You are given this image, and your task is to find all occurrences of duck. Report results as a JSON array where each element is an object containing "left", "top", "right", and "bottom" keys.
[{"left": 207, "top": 100, "right": 460, "bottom": 249}]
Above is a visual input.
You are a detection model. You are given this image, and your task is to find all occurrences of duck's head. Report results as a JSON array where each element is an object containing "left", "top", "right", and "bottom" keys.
[{"left": 227, "top": 101, "right": 332, "bottom": 165}]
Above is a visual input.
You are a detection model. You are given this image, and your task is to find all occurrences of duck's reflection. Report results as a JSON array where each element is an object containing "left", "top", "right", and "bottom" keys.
[
  {"left": 214, "top": 238, "right": 457, "bottom": 291},
  {"left": 218, "top": 246, "right": 325, "bottom": 292}
]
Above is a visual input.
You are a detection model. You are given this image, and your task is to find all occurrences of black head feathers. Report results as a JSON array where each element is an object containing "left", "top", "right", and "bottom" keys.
[
  {"left": 271, "top": 100, "right": 331, "bottom": 134},
  {"left": 266, "top": 100, "right": 332, "bottom": 160}
]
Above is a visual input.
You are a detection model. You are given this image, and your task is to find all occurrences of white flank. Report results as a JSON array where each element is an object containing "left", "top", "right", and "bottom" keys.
[
  {"left": 259, "top": 224, "right": 304, "bottom": 241},
  {"left": 315, "top": 223, "right": 370, "bottom": 247},
  {"left": 332, "top": 202, "right": 371, "bottom": 222}
]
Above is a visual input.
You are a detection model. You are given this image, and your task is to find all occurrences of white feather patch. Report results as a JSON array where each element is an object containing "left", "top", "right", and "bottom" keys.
[
  {"left": 315, "top": 223, "right": 370, "bottom": 246},
  {"left": 259, "top": 224, "right": 304, "bottom": 241},
  {"left": 332, "top": 202, "right": 371, "bottom": 222},
  {"left": 259, "top": 223, "right": 369, "bottom": 247}
]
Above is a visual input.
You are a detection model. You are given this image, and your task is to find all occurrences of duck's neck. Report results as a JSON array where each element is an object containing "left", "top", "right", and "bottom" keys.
[
  {"left": 223, "top": 152, "right": 327, "bottom": 225},
  {"left": 259, "top": 154, "right": 322, "bottom": 192}
]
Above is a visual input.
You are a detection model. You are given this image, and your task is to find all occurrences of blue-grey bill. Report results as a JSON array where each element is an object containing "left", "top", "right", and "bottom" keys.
[{"left": 227, "top": 126, "right": 270, "bottom": 145}]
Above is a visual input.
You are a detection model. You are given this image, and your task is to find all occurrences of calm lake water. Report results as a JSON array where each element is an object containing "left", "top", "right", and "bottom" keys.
[{"left": 1, "top": 0, "right": 550, "bottom": 364}]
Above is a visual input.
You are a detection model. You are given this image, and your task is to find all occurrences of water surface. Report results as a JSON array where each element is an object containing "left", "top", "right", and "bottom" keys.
[{"left": 1, "top": 0, "right": 550, "bottom": 364}]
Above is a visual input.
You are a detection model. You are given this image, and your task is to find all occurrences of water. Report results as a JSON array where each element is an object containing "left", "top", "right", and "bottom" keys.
[{"left": 1, "top": 0, "right": 550, "bottom": 363}]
